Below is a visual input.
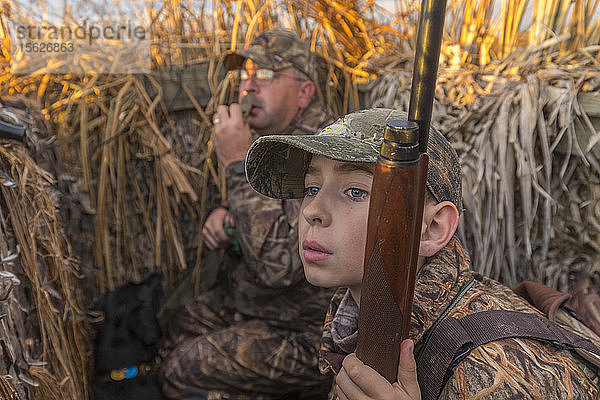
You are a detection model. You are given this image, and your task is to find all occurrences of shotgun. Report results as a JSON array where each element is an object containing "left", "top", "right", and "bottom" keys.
[
  {"left": 0, "top": 120, "right": 26, "bottom": 142},
  {"left": 355, "top": 0, "right": 447, "bottom": 382}
]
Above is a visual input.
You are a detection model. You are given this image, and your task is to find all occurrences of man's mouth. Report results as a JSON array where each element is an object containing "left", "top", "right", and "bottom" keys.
[
  {"left": 240, "top": 102, "right": 260, "bottom": 118},
  {"left": 240, "top": 94, "right": 263, "bottom": 115}
]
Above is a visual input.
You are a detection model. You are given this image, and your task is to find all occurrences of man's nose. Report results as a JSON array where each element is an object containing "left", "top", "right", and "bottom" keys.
[
  {"left": 240, "top": 75, "right": 259, "bottom": 93},
  {"left": 302, "top": 195, "right": 331, "bottom": 227}
]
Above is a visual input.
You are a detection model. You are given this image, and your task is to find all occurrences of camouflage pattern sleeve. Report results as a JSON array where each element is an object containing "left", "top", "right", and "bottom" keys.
[{"left": 225, "top": 166, "right": 304, "bottom": 289}]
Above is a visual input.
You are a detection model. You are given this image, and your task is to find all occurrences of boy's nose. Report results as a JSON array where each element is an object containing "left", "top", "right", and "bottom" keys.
[{"left": 302, "top": 196, "right": 331, "bottom": 227}]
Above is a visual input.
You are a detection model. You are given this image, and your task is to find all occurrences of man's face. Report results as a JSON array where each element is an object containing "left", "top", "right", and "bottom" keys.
[
  {"left": 238, "top": 59, "right": 305, "bottom": 134},
  {"left": 298, "top": 156, "right": 373, "bottom": 295}
]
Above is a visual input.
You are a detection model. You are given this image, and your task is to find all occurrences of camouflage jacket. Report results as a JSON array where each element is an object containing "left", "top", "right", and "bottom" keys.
[
  {"left": 225, "top": 98, "right": 335, "bottom": 329},
  {"left": 320, "top": 237, "right": 600, "bottom": 398}
]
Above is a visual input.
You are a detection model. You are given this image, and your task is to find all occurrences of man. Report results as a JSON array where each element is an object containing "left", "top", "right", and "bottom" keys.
[{"left": 160, "top": 29, "right": 336, "bottom": 400}]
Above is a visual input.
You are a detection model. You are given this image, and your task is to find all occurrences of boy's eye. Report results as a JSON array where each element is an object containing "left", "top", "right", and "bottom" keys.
[
  {"left": 304, "top": 186, "right": 320, "bottom": 197},
  {"left": 346, "top": 188, "right": 368, "bottom": 200}
]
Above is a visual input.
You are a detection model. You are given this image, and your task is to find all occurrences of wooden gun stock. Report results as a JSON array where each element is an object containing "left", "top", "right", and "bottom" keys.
[
  {"left": 356, "top": 0, "right": 447, "bottom": 382},
  {"left": 356, "top": 122, "right": 428, "bottom": 382}
]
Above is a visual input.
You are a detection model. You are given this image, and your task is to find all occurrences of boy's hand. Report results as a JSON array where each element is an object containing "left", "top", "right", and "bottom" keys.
[
  {"left": 336, "top": 339, "right": 421, "bottom": 400},
  {"left": 213, "top": 103, "right": 253, "bottom": 167}
]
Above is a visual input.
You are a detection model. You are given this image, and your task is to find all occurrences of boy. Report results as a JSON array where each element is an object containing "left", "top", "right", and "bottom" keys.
[{"left": 244, "top": 108, "right": 600, "bottom": 399}]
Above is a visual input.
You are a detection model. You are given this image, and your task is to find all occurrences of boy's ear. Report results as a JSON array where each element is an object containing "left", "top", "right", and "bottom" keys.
[
  {"left": 298, "top": 80, "right": 315, "bottom": 109},
  {"left": 419, "top": 201, "right": 459, "bottom": 257}
]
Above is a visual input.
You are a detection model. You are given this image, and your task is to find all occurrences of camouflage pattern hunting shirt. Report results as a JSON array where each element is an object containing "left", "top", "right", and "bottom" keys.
[
  {"left": 225, "top": 98, "right": 335, "bottom": 329},
  {"left": 320, "top": 237, "right": 600, "bottom": 399}
]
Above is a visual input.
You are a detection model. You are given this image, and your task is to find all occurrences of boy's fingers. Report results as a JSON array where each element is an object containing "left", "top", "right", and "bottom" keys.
[
  {"left": 395, "top": 339, "right": 421, "bottom": 398},
  {"left": 339, "top": 353, "right": 391, "bottom": 398},
  {"left": 335, "top": 385, "right": 349, "bottom": 400},
  {"left": 335, "top": 372, "right": 367, "bottom": 400}
]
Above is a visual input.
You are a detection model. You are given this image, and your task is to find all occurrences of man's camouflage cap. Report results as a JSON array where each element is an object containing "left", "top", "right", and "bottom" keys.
[
  {"left": 245, "top": 108, "right": 463, "bottom": 211},
  {"left": 223, "top": 28, "right": 314, "bottom": 81}
]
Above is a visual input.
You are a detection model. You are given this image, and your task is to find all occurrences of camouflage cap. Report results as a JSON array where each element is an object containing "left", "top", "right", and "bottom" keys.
[
  {"left": 223, "top": 28, "right": 314, "bottom": 81},
  {"left": 245, "top": 108, "right": 463, "bottom": 212}
]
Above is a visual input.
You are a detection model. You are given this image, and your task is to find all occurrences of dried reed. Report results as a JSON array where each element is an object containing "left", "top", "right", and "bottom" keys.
[{"left": 0, "top": 142, "right": 89, "bottom": 400}]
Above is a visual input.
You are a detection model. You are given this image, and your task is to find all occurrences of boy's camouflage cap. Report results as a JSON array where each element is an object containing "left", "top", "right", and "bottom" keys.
[
  {"left": 245, "top": 108, "right": 463, "bottom": 211},
  {"left": 223, "top": 29, "right": 314, "bottom": 80}
]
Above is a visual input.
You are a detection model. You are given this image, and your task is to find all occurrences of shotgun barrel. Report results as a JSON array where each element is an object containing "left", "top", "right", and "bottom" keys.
[
  {"left": 355, "top": 0, "right": 447, "bottom": 382},
  {"left": 409, "top": 0, "right": 447, "bottom": 152},
  {"left": 0, "top": 121, "right": 26, "bottom": 142}
]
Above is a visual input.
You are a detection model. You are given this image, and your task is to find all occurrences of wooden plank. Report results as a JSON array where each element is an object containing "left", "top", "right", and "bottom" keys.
[{"left": 143, "top": 62, "right": 226, "bottom": 112}]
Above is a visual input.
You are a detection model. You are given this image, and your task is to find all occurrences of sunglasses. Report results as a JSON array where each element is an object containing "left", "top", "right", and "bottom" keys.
[{"left": 234, "top": 68, "right": 304, "bottom": 85}]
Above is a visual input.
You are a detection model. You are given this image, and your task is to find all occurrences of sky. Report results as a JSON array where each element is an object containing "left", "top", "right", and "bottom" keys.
[
  {"left": 18, "top": 0, "right": 400, "bottom": 24},
  {"left": 10, "top": 0, "right": 541, "bottom": 42}
]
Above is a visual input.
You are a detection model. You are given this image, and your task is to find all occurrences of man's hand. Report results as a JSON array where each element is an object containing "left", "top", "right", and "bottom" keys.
[
  {"left": 213, "top": 103, "right": 253, "bottom": 167},
  {"left": 336, "top": 340, "right": 421, "bottom": 400},
  {"left": 202, "top": 207, "right": 234, "bottom": 251}
]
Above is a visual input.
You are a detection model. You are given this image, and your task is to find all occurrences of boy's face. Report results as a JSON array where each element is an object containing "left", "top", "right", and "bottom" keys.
[{"left": 298, "top": 155, "right": 373, "bottom": 293}]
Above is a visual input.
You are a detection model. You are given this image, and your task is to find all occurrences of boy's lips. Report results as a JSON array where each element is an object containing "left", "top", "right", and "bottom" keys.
[{"left": 302, "top": 240, "right": 332, "bottom": 262}]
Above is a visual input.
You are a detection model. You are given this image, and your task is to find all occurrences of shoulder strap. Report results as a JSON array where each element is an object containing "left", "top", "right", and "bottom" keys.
[{"left": 416, "top": 310, "right": 600, "bottom": 400}]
